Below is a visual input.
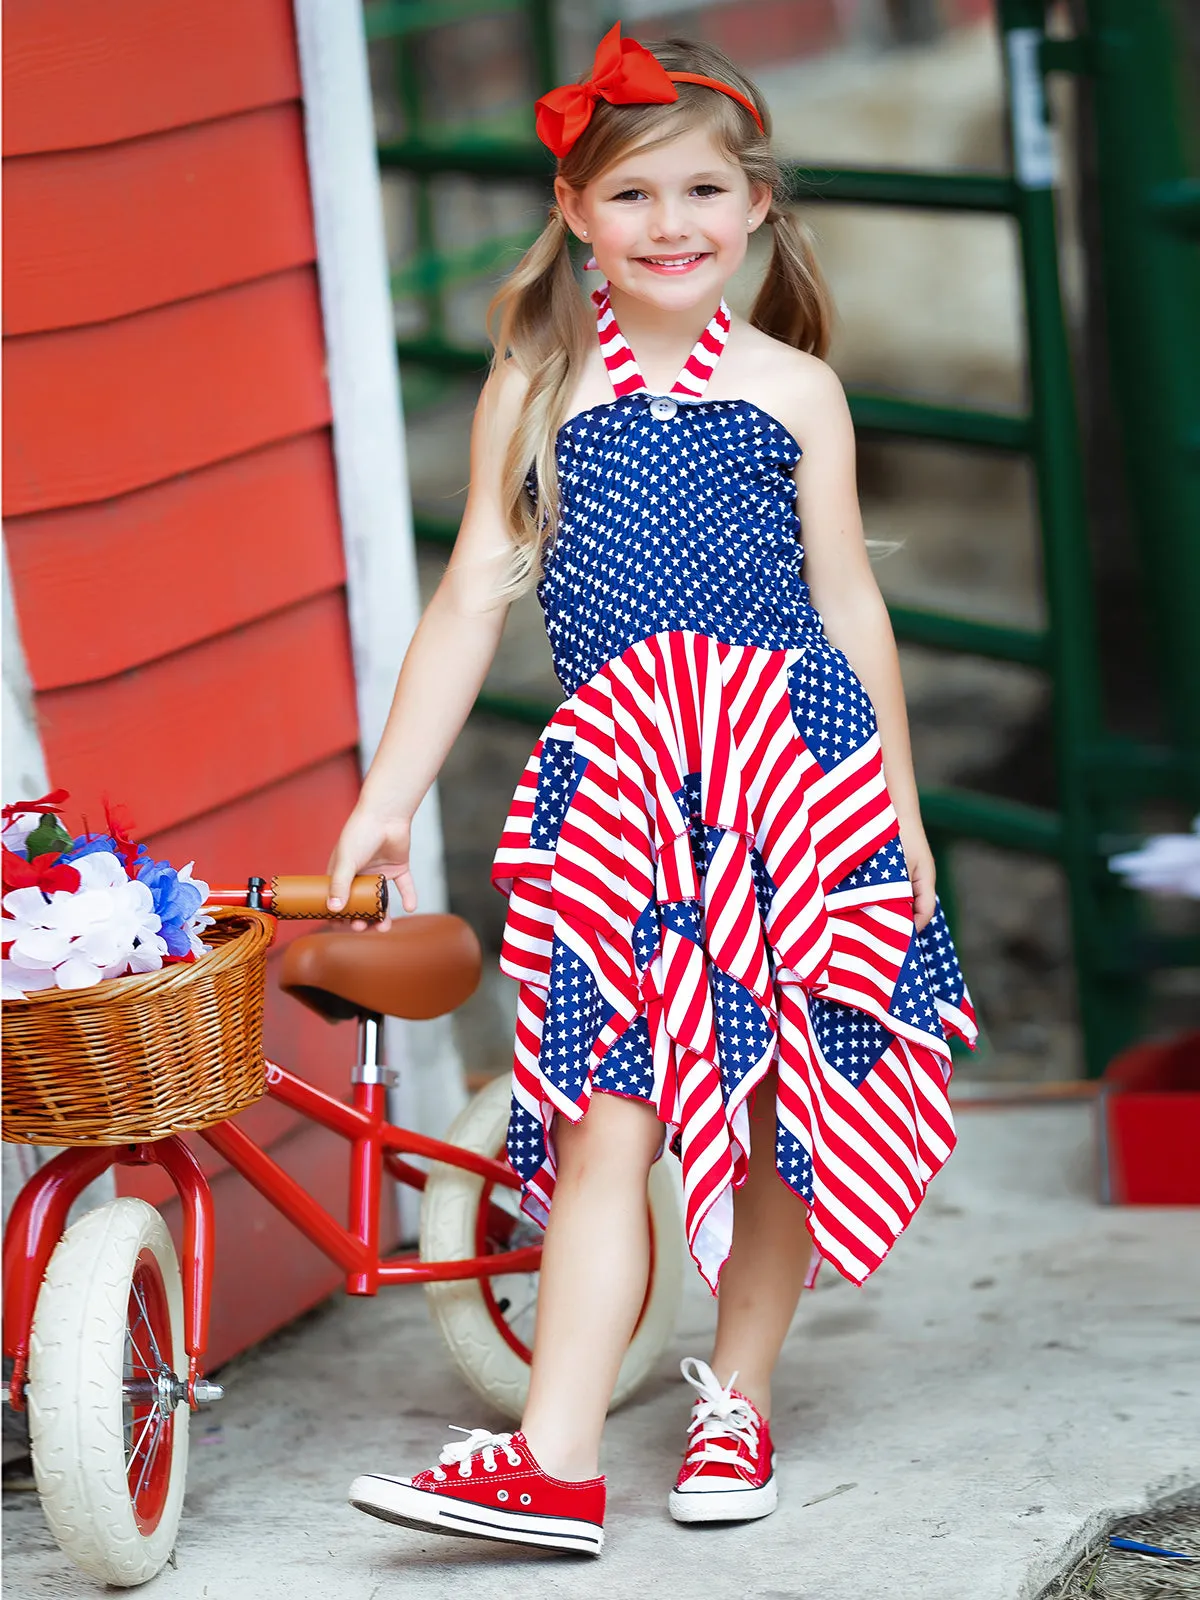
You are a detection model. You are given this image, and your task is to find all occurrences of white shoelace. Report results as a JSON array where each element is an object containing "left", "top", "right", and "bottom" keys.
[
  {"left": 680, "top": 1357, "right": 759, "bottom": 1470},
  {"left": 430, "top": 1427, "right": 522, "bottom": 1481}
]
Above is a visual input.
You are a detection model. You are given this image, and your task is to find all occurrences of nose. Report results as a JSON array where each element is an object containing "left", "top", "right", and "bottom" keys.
[{"left": 648, "top": 198, "right": 690, "bottom": 242}]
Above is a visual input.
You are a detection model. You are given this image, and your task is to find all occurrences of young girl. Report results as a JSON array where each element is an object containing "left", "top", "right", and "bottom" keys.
[{"left": 334, "top": 24, "right": 975, "bottom": 1555}]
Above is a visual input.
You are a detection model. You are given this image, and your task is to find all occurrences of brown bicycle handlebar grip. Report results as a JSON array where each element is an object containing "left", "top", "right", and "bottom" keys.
[{"left": 269, "top": 874, "right": 388, "bottom": 922}]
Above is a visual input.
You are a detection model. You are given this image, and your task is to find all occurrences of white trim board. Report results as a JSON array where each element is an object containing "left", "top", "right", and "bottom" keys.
[{"left": 292, "top": 0, "right": 467, "bottom": 1165}]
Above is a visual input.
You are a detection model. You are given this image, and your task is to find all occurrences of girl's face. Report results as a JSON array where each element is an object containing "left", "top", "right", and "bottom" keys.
[{"left": 556, "top": 125, "right": 770, "bottom": 313}]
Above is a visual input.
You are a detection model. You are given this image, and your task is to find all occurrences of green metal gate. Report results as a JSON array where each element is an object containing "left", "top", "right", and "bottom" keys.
[{"left": 365, "top": 0, "right": 1199, "bottom": 1077}]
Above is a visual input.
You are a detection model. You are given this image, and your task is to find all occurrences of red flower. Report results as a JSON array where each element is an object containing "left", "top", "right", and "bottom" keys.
[
  {"left": 1, "top": 847, "right": 82, "bottom": 898},
  {"left": 1, "top": 789, "right": 70, "bottom": 823},
  {"left": 103, "top": 799, "right": 141, "bottom": 878}
]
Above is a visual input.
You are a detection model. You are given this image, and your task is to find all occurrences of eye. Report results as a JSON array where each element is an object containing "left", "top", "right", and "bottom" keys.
[
  {"left": 610, "top": 188, "right": 646, "bottom": 202},
  {"left": 692, "top": 184, "right": 725, "bottom": 197}
]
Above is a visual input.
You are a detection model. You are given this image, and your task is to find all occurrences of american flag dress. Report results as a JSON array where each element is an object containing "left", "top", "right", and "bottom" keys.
[{"left": 493, "top": 285, "right": 977, "bottom": 1292}]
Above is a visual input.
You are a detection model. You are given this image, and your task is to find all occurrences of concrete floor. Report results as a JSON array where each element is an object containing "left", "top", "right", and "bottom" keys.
[{"left": 4, "top": 1102, "right": 1197, "bottom": 1600}]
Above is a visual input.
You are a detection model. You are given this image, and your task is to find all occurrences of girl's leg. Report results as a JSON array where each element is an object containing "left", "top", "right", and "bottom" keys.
[
  {"left": 520, "top": 1093, "right": 664, "bottom": 1480},
  {"left": 708, "top": 1077, "right": 812, "bottom": 1418}
]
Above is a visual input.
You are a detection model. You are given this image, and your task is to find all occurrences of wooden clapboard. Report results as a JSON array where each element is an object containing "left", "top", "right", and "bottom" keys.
[{"left": 4, "top": 0, "right": 393, "bottom": 1366}]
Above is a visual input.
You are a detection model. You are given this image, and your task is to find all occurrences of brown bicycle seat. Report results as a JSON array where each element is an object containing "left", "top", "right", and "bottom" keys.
[{"left": 278, "top": 914, "right": 482, "bottom": 1023}]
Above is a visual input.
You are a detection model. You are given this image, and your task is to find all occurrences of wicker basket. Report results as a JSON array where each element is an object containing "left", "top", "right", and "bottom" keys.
[{"left": 1, "top": 908, "right": 275, "bottom": 1147}]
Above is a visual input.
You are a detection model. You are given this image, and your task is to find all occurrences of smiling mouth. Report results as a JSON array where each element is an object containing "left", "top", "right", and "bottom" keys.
[{"left": 637, "top": 252, "right": 710, "bottom": 269}]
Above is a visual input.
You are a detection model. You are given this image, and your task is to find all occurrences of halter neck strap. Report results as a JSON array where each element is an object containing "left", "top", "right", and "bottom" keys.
[{"left": 591, "top": 284, "right": 731, "bottom": 402}]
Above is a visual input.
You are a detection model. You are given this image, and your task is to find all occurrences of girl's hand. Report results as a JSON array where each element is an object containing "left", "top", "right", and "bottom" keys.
[
  {"left": 327, "top": 807, "right": 417, "bottom": 927},
  {"left": 898, "top": 820, "right": 936, "bottom": 932}
]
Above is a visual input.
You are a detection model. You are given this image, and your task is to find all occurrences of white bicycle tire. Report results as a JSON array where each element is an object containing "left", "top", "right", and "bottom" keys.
[
  {"left": 421, "top": 1074, "right": 684, "bottom": 1420},
  {"left": 27, "top": 1198, "right": 190, "bottom": 1587}
]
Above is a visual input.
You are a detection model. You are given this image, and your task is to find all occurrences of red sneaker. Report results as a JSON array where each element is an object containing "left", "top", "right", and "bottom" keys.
[
  {"left": 668, "top": 1358, "right": 778, "bottom": 1523},
  {"left": 349, "top": 1428, "right": 605, "bottom": 1555}
]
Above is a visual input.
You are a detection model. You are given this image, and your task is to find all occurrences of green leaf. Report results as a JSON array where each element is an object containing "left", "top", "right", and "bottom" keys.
[{"left": 24, "top": 815, "right": 73, "bottom": 860}]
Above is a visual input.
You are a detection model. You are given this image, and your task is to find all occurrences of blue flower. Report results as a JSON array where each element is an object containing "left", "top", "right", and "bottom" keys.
[
  {"left": 135, "top": 859, "right": 203, "bottom": 955},
  {"left": 65, "top": 834, "right": 151, "bottom": 872},
  {"left": 62, "top": 836, "right": 210, "bottom": 960}
]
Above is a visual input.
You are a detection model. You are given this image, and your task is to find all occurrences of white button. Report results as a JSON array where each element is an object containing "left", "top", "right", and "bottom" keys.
[{"left": 649, "top": 396, "right": 677, "bottom": 420}]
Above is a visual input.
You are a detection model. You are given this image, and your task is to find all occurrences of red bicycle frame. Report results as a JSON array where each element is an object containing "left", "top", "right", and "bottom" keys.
[{"left": 4, "top": 1013, "right": 539, "bottom": 1413}]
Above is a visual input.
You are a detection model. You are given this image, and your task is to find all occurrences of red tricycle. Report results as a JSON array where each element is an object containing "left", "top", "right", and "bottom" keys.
[{"left": 2, "top": 873, "right": 683, "bottom": 1587}]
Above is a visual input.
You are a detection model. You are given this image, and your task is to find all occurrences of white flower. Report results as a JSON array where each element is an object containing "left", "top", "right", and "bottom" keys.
[
  {"left": 73, "top": 852, "right": 131, "bottom": 892},
  {"left": 1, "top": 811, "right": 38, "bottom": 854},
  {"left": 177, "top": 862, "right": 215, "bottom": 956},
  {"left": 1, "top": 960, "right": 55, "bottom": 1001},
  {"left": 2, "top": 850, "right": 167, "bottom": 995}
]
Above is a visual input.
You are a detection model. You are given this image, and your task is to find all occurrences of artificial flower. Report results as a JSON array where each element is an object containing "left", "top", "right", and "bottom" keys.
[
  {"left": 2, "top": 793, "right": 215, "bottom": 998},
  {"left": 64, "top": 831, "right": 151, "bottom": 875},
  {"left": 170, "top": 861, "right": 214, "bottom": 958},
  {"left": 0, "top": 960, "right": 56, "bottom": 1001},
  {"left": 1, "top": 792, "right": 72, "bottom": 860},
  {"left": 1, "top": 814, "right": 37, "bottom": 855},
  {"left": 137, "top": 856, "right": 206, "bottom": 957},
  {"left": 2, "top": 847, "right": 81, "bottom": 897},
  {"left": 2, "top": 851, "right": 167, "bottom": 995}
]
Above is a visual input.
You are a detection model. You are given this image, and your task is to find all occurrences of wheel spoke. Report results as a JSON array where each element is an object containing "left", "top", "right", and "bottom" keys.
[
  {"left": 126, "top": 1315, "right": 154, "bottom": 1376},
  {"left": 489, "top": 1272, "right": 539, "bottom": 1342},
  {"left": 133, "top": 1413, "right": 167, "bottom": 1504},
  {"left": 507, "top": 1289, "right": 538, "bottom": 1331},
  {"left": 130, "top": 1277, "right": 165, "bottom": 1368},
  {"left": 126, "top": 1407, "right": 159, "bottom": 1478}
]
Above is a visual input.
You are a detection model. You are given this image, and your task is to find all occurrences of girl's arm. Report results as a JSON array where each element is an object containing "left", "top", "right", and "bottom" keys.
[
  {"left": 792, "top": 360, "right": 936, "bottom": 930},
  {"left": 327, "top": 363, "right": 526, "bottom": 914}
]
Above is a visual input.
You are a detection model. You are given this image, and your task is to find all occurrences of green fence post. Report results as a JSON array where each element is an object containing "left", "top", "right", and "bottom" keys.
[
  {"left": 999, "top": 0, "right": 1143, "bottom": 1073},
  {"left": 527, "top": 0, "right": 558, "bottom": 94},
  {"left": 1081, "top": 0, "right": 1200, "bottom": 781},
  {"left": 394, "top": 33, "right": 443, "bottom": 343}
]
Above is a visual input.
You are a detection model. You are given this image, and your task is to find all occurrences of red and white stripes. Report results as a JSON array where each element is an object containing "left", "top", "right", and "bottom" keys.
[
  {"left": 775, "top": 990, "right": 956, "bottom": 1283},
  {"left": 591, "top": 284, "right": 731, "bottom": 401},
  {"left": 494, "top": 631, "right": 971, "bottom": 1290}
]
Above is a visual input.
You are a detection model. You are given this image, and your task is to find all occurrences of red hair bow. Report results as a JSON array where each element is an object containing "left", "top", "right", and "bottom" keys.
[{"left": 535, "top": 23, "right": 678, "bottom": 159}]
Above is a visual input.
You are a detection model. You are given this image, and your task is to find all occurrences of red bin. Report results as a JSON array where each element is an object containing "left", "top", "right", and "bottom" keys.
[{"left": 1098, "top": 1031, "right": 1200, "bottom": 1205}]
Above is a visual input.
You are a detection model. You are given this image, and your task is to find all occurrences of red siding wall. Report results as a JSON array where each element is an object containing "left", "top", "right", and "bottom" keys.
[{"left": 3, "top": 0, "right": 388, "bottom": 1366}]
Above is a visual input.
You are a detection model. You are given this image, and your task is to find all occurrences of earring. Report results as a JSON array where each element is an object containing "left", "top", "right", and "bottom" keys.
[
  {"left": 747, "top": 216, "right": 754, "bottom": 228},
  {"left": 580, "top": 229, "right": 588, "bottom": 239}
]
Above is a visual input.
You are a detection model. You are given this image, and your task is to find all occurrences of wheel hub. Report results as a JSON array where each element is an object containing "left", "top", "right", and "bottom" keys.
[
  {"left": 121, "top": 1369, "right": 224, "bottom": 1414},
  {"left": 122, "top": 1365, "right": 185, "bottom": 1418}
]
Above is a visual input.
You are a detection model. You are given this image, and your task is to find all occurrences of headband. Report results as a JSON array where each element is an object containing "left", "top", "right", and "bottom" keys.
[{"left": 535, "top": 22, "right": 765, "bottom": 160}]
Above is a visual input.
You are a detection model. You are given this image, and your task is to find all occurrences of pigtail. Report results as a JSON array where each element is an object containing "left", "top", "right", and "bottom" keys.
[
  {"left": 487, "top": 206, "right": 590, "bottom": 591},
  {"left": 750, "top": 208, "right": 833, "bottom": 360}
]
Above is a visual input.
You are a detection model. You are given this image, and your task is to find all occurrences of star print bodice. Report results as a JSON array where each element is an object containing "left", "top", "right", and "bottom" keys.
[
  {"left": 537, "top": 287, "right": 822, "bottom": 698},
  {"left": 541, "top": 392, "right": 821, "bottom": 696},
  {"left": 493, "top": 285, "right": 976, "bottom": 1298}
]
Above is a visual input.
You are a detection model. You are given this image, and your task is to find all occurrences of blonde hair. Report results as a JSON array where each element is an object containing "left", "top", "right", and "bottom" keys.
[{"left": 488, "top": 37, "right": 833, "bottom": 589}]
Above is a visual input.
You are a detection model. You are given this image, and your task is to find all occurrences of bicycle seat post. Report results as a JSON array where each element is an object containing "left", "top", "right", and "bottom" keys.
[
  {"left": 351, "top": 1014, "right": 397, "bottom": 1090},
  {"left": 346, "top": 1012, "right": 396, "bottom": 1297}
]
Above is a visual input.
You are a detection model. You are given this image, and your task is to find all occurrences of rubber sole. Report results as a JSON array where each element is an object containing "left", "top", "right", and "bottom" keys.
[
  {"left": 668, "top": 1473, "right": 778, "bottom": 1524},
  {"left": 348, "top": 1475, "right": 604, "bottom": 1555}
]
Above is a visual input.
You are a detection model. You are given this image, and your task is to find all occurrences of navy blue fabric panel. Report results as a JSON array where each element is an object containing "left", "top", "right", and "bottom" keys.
[{"left": 539, "top": 395, "right": 823, "bottom": 695}]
